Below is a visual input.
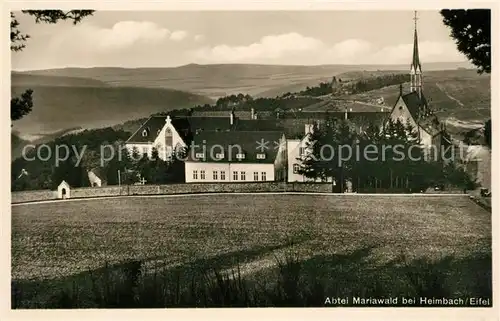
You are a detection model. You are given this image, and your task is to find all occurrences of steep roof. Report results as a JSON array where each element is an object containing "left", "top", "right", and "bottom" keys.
[
  {"left": 392, "top": 91, "right": 443, "bottom": 137},
  {"left": 401, "top": 91, "right": 428, "bottom": 120},
  {"left": 126, "top": 115, "right": 283, "bottom": 144},
  {"left": 187, "top": 130, "right": 284, "bottom": 164},
  {"left": 126, "top": 116, "right": 171, "bottom": 144}
]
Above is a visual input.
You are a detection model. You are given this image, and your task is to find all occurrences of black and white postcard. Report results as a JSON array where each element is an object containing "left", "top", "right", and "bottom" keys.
[{"left": 4, "top": 2, "right": 497, "bottom": 320}]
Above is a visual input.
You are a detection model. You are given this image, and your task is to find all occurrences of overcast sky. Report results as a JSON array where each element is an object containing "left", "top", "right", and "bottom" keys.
[{"left": 11, "top": 10, "right": 467, "bottom": 70}]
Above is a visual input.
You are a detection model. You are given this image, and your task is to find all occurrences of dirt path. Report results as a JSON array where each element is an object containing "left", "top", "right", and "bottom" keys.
[{"left": 435, "top": 82, "right": 465, "bottom": 107}]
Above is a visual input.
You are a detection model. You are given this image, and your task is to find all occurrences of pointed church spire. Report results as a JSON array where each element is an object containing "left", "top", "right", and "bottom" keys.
[
  {"left": 411, "top": 12, "right": 421, "bottom": 72},
  {"left": 410, "top": 11, "right": 423, "bottom": 97}
]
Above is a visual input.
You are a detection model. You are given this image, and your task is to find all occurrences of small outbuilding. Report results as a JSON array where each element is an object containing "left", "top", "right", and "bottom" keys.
[{"left": 57, "top": 180, "right": 71, "bottom": 199}]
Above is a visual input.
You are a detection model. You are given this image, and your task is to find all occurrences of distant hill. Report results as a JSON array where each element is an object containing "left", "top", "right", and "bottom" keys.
[
  {"left": 11, "top": 73, "right": 110, "bottom": 87},
  {"left": 338, "top": 69, "right": 490, "bottom": 136},
  {"left": 15, "top": 61, "right": 473, "bottom": 99},
  {"left": 11, "top": 74, "right": 213, "bottom": 136}
]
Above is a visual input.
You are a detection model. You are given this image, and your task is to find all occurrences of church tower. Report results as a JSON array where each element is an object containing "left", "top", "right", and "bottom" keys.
[{"left": 410, "top": 11, "right": 423, "bottom": 98}]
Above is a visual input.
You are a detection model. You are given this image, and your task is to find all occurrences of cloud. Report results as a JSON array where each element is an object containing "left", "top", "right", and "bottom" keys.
[
  {"left": 191, "top": 33, "right": 323, "bottom": 62},
  {"left": 50, "top": 21, "right": 191, "bottom": 52},
  {"left": 170, "top": 30, "right": 188, "bottom": 41},
  {"left": 189, "top": 32, "right": 465, "bottom": 65},
  {"left": 91, "top": 21, "right": 169, "bottom": 50},
  {"left": 194, "top": 34, "right": 205, "bottom": 42}
]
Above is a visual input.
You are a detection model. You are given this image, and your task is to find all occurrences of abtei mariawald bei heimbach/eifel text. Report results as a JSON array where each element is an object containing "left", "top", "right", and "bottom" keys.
[{"left": 323, "top": 296, "right": 491, "bottom": 306}]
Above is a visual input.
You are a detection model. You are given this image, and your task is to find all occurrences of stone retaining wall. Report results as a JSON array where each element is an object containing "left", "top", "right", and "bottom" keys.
[
  {"left": 11, "top": 190, "right": 58, "bottom": 204},
  {"left": 11, "top": 182, "right": 333, "bottom": 204}
]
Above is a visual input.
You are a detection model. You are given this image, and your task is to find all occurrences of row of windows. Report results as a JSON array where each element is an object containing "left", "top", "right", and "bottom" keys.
[
  {"left": 194, "top": 153, "right": 266, "bottom": 160},
  {"left": 192, "top": 170, "right": 267, "bottom": 181}
]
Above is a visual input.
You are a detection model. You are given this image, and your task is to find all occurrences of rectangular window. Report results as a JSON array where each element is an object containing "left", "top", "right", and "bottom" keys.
[
  {"left": 293, "top": 164, "right": 300, "bottom": 174},
  {"left": 299, "top": 147, "right": 305, "bottom": 156},
  {"left": 200, "top": 170, "right": 206, "bottom": 180},
  {"left": 193, "top": 170, "right": 198, "bottom": 180},
  {"left": 220, "top": 171, "right": 226, "bottom": 180},
  {"left": 236, "top": 153, "right": 246, "bottom": 159},
  {"left": 213, "top": 171, "right": 218, "bottom": 180},
  {"left": 195, "top": 152, "right": 205, "bottom": 159},
  {"left": 253, "top": 171, "right": 259, "bottom": 181},
  {"left": 233, "top": 171, "right": 238, "bottom": 181},
  {"left": 240, "top": 171, "right": 246, "bottom": 181},
  {"left": 216, "top": 153, "right": 225, "bottom": 160},
  {"left": 261, "top": 172, "right": 267, "bottom": 181},
  {"left": 256, "top": 153, "right": 266, "bottom": 159}
]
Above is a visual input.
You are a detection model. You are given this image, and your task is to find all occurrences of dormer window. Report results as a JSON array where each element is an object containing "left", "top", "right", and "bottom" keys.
[
  {"left": 256, "top": 153, "right": 266, "bottom": 159},
  {"left": 236, "top": 153, "right": 246, "bottom": 160}
]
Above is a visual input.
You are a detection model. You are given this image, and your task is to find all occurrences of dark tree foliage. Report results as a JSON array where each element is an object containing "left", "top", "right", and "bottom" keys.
[
  {"left": 484, "top": 119, "right": 491, "bottom": 148},
  {"left": 298, "top": 73, "right": 410, "bottom": 97},
  {"left": 11, "top": 128, "right": 130, "bottom": 191},
  {"left": 441, "top": 9, "right": 491, "bottom": 74},
  {"left": 11, "top": 10, "right": 95, "bottom": 121},
  {"left": 10, "top": 89, "right": 33, "bottom": 121},
  {"left": 441, "top": 9, "right": 491, "bottom": 150},
  {"left": 10, "top": 12, "right": 29, "bottom": 52}
]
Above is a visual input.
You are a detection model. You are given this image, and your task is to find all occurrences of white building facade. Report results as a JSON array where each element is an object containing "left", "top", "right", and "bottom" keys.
[
  {"left": 125, "top": 115, "right": 188, "bottom": 161},
  {"left": 287, "top": 124, "right": 333, "bottom": 183},
  {"left": 185, "top": 131, "right": 287, "bottom": 183}
]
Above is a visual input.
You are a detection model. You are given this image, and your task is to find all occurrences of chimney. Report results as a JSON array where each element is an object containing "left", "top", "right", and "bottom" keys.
[
  {"left": 251, "top": 108, "right": 255, "bottom": 120},
  {"left": 399, "top": 83, "right": 403, "bottom": 96},
  {"left": 305, "top": 124, "right": 313, "bottom": 135},
  {"left": 344, "top": 107, "right": 348, "bottom": 120},
  {"left": 230, "top": 109, "right": 234, "bottom": 125}
]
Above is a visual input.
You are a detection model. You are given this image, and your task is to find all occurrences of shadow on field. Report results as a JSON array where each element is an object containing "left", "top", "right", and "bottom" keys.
[
  {"left": 12, "top": 244, "right": 491, "bottom": 308},
  {"left": 12, "top": 237, "right": 307, "bottom": 308}
]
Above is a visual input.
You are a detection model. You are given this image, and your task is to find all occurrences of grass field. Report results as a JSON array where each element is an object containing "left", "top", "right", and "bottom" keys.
[{"left": 11, "top": 194, "right": 491, "bottom": 307}]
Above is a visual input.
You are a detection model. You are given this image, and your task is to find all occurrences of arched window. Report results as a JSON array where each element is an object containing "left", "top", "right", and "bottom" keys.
[{"left": 165, "top": 128, "right": 173, "bottom": 146}]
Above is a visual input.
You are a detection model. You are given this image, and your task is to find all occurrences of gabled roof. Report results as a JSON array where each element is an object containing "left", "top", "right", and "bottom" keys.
[
  {"left": 389, "top": 91, "right": 443, "bottom": 137},
  {"left": 126, "top": 115, "right": 283, "bottom": 144},
  {"left": 126, "top": 116, "right": 173, "bottom": 144},
  {"left": 401, "top": 91, "right": 428, "bottom": 120},
  {"left": 187, "top": 131, "right": 284, "bottom": 164}
]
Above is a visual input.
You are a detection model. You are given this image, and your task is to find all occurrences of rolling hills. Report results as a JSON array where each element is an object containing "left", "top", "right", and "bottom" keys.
[
  {"left": 11, "top": 74, "right": 214, "bottom": 135},
  {"left": 11, "top": 63, "right": 488, "bottom": 154},
  {"left": 337, "top": 69, "right": 490, "bottom": 135},
  {"left": 15, "top": 61, "right": 472, "bottom": 99}
]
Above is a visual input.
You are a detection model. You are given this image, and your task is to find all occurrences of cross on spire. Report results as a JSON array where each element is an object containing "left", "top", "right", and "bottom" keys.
[{"left": 413, "top": 10, "right": 418, "bottom": 28}]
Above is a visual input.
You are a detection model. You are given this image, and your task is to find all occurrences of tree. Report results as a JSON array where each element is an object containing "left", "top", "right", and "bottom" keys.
[
  {"left": 11, "top": 89, "right": 33, "bottom": 121},
  {"left": 297, "top": 122, "right": 326, "bottom": 180},
  {"left": 441, "top": 9, "right": 491, "bottom": 151},
  {"left": 484, "top": 119, "right": 491, "bottom": 148},
  {"left": 11, "top": 10, "right": 95, "bottom": 121},
  {"left": 440, "top": 9, "right": 490, "bottom": 74}
]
